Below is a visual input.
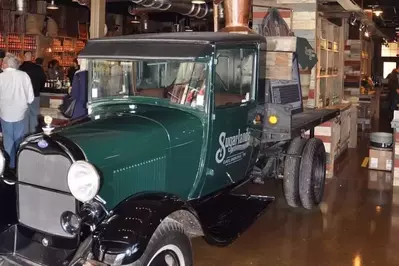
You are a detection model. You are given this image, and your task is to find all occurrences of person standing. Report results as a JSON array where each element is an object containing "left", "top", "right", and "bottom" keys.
[
  {"left": 69, "top": 58, "right": 88, "bottom": 119},
  {"left": 67, "top": 58, "right": 79, "bottom": 84},
  {"left": 0, "top": 53, "right": 34, "bottom": 169},
  {"left": 19, "top": 52, "right": 46, "bottom": 134},
  {"left": 35, "top": 57, "right": 44, "bottom": 66},
  {"left": 0, "top": 50, "right": 4, "bottom": 74},
  {"left": 47, "top": 59, "right": 64, "bottom": 80}
]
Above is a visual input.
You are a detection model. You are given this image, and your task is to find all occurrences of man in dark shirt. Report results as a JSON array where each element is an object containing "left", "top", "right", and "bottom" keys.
[
  {"left": 19, "top": 52, "right": 46, "bottom": 135},
  {"left": 0, "top": 50, "right": 5, "bottom": 73},
  {"left": 387, "top": 68, "right": 399, "bottom": 111},
  {"left": 67, "top": 58, "right": 79, "bottom": 84}
]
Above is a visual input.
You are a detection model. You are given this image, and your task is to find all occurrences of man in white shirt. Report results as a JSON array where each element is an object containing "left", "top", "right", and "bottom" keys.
[{"left": 0, "top": 53, "right": 34, "bottom": 169}]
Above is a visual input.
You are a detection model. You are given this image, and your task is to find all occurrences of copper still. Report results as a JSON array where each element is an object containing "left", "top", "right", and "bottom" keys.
[{"left": 220, "top": 0, "right": 255, "bottom": 34}]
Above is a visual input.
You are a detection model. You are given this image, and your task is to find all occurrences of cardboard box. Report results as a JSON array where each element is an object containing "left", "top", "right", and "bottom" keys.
[
  {"left": 369, "top": 148, "right": 393, "bottom": 171},
  {"left": 368, "top": 170, "right": 392, "bottom": 191}
]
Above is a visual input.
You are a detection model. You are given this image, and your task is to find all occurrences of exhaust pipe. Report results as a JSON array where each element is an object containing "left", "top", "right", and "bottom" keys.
[
  {"left": 219, "top": 0, "right": 255, "bottom": 34},
  {"left": 130, "top": 0, "right": 210, "bottom": 19}
]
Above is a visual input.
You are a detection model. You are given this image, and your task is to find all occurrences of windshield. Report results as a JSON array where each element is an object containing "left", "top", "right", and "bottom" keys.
[{"left": 88, "top": 59, "right": 209, "bottom": 110}]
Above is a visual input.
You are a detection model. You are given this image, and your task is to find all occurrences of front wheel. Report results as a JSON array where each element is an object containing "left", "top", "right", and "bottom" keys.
[{"left": 130, "top": 218, "right": 193, "bottom": 266}]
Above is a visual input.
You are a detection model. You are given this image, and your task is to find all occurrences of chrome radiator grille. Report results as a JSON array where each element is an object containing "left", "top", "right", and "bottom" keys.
[
  {"left": 18, "top": 149, "right": 71, "bottom": 192},
  {"left": 18, "top": 184, "right": 76, "bottom": 238}
]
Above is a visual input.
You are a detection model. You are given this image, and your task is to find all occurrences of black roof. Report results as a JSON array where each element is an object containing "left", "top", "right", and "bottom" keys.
[
  {"left": 88, "top": 32, "right": 266, "bottom": 45},
  {"left": 79, "top": 32, "right": 265, "bottom": 60}
]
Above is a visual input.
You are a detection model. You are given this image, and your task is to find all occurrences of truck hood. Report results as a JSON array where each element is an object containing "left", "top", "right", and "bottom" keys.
[
  {"left": 57, "top": 105, "right": 204, "bottom": 168},
  {"left": 54, "top": 104, "right": 204, "bottom": 208}
]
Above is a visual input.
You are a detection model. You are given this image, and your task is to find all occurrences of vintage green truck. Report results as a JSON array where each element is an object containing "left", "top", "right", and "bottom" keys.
[{"left": 0, "top": 32, "right": 338, "bottom": 266}]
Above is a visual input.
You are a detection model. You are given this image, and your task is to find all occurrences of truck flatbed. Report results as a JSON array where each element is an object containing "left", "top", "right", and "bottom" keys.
[
  {"left": 291, "top": 108, "right": 340, "bottom": 137},
  {"left": 262, "top": 105, "right": 340, "bottom": 142}
]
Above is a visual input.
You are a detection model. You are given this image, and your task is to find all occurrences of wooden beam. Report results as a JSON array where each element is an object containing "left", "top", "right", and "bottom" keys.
[{"left": 89, "top": 0, "right": 106, "bottom": 39}]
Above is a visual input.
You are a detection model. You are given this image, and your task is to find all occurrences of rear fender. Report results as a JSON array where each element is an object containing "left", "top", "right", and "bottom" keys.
[{"left": 91, "top": 193, "right": 202, "bottom": 265}]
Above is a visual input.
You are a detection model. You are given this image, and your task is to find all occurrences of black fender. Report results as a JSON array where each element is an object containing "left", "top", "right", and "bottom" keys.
[{"left": 91, "top": 192, "right": 200, "bottom": 265}]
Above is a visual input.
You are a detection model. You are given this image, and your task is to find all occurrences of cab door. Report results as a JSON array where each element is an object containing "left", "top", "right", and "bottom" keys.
[{"left": 200, "top": 46, "right": 259, "bottom": 196}]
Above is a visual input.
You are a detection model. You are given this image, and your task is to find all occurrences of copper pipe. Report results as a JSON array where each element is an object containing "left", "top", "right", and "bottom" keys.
[
  {"left": 213, "top": 3, "right": 219, "bottom": 32},
  {"left": 220, "top": 0, "right": 255, "bottom": 34}
]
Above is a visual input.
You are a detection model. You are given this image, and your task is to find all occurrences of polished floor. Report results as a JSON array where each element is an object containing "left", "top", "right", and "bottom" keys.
[{"left": 192, "top": 143, "right": 399, "bottom": 266}]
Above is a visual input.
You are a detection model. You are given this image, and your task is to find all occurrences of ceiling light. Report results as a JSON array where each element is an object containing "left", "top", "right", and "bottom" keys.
[
  {"left": 47, "top": 0, "right": 59, "bottom": 10},
  {"left": 359, "top": 24, "right": 365, "bottom": 31},
  {"left": 350, "top": 16, "right": 357, "bottom": 26},
  {"left": 191, "top": 0, "right": 206, "bottom": 4},
  {"left": 184, "top": 26, "right": 193, "bottom": 32},
  {"left": 364, "top": 30, "right": 370, "bottom": 38},
  {"left": 131, "top": 16, "right": 140, "bottom": 24}
]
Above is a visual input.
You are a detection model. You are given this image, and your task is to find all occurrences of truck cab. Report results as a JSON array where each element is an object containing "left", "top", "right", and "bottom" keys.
[{"left": 0, "top": 32, "right": 338, "bottom": 266}]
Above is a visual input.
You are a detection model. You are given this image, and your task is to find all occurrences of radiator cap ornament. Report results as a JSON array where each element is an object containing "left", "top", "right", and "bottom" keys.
[
  {"left": 42, "top": 115, "right": 54, "bottom": 135},
  {"left": 38, "top": 139, "right": 48, "bottom": 148}
]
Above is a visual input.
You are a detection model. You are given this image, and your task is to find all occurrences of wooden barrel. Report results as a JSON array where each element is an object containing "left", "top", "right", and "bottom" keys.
[
  {"left": 26, "top": 14, "right": 44, "bottom": 35},
  {"left": 47, "top": 17, "right": 58, "bottom": 37},
  {"left": 25, "top": 14, "right": 58, "bottom": 37}
]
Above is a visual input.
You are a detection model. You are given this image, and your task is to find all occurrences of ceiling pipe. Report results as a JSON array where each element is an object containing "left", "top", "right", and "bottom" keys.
[
  {"left": 72, "top": 0, "right": 91, "bottom": 7},
  {"left": 129, "top": 0, "right": 211, "bottom": 19}
]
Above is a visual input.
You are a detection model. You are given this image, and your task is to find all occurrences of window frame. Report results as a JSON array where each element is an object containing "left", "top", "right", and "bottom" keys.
[
  {"left": 86, "top": 58, "right": 213, "bottom": 114},
  {"left": 213, "top": 45, "right": 258, "bottom": 109}
]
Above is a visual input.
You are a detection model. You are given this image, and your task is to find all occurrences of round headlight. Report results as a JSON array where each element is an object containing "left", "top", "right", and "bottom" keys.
[{"left": 67, "top": 161, "right": 100, "bottom": 203}]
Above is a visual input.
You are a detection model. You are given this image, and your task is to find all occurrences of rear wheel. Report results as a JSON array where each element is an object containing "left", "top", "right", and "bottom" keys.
[
  {"left": 298, "top": 138, "right": 326, "bottom": 210},
  {"left": 283, "top": 137, "right": 307, "bottom": 208},
  {"left": 130, "top": 218, "right": 193, "bottom": 266}
]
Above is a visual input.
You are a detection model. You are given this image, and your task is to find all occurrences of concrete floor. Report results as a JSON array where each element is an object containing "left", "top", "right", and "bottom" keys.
[
  {"left": 192, "top": 144, "right": 399, "bottom": 266},
  {"left": 0, "top": 127, "right": 396, "bottom": 265}
]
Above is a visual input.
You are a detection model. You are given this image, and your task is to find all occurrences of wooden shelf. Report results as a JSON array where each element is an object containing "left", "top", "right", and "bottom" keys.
[
  {"left": 316, "top": 16, "right": 344, "bottom": 108},
  {"left": 318, "top": 74, "right": 339, "bottom": 78},
  {"left": 0, "top": 33, "right": 39, "bottom": 60}
]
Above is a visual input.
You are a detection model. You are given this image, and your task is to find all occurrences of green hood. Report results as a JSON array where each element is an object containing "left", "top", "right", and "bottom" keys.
[{"left": 58, "top": 105, "right": 204, "bottom": 208}]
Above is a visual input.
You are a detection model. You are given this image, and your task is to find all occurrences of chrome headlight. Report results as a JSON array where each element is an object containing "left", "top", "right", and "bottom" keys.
[{"left": 67, "top": 161, "right": 100, "bottom": 203}]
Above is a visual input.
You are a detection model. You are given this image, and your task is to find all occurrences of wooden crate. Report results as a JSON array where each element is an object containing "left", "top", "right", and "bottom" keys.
[
  {"left": 264, "top": 51, "right": 293, "bottom": 80},
  {"left": 264, "top": 36, "right": 297, "bottom": 52}
]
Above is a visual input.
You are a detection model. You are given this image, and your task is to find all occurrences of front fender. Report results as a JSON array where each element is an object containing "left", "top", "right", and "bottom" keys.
[{"left": 91, "top": 192, "right": 197, "bottom": 265}]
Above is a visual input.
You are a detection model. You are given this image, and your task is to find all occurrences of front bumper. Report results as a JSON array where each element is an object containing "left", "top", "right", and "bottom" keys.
[{"left": 0, "top": 224, "right": 87, "bottom": 266}]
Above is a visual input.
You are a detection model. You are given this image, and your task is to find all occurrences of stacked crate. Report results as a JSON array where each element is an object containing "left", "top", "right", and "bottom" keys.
[
  {"left": 253, "top": 0, "right": 318, "bottom": 107},
  {"left": 391, "top": 112, "right": 399, "bottom": 186},
  {"left": 306, "top": 103, "right": 353, "bottom": 177},
  {"left": 393, "top": 130, "right": 399, "bottom": 186}
]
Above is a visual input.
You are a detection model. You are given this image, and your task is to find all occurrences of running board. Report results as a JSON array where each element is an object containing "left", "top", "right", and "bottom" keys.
[{"left": 194, "top": 191, "right": 274, "bottom": 246}]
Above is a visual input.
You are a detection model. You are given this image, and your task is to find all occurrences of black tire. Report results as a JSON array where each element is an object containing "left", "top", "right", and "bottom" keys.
[
  {"left": 299, "top": 138, "right": 326, "bottom": 210},
  {"left": 283, "top": 137, "right": 307, "bottom": 208},
  {"left": 130, "top": 218, "right": 193, "bottom": 266}
]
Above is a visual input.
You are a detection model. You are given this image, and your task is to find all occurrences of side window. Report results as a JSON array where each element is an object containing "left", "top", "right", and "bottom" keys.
[{"left": 215, "top": 48, "right": 255, "bottom": 107}]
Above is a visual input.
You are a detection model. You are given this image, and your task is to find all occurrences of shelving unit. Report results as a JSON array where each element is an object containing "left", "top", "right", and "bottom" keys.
[
  {"left": 0, "top": 33, "right": 38, "bottom": 60},
  {"left": 47, "top": 37, "right": 87, "bottom": 67},
  {"left": 361, "top": 40, "right": 371, "bottom": 76},
  {"left": 316, "top": 17, "right": 344, "bottom": 108},
  {"left": 343, "top": 36, "right": 373, "bottom": 97}
]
